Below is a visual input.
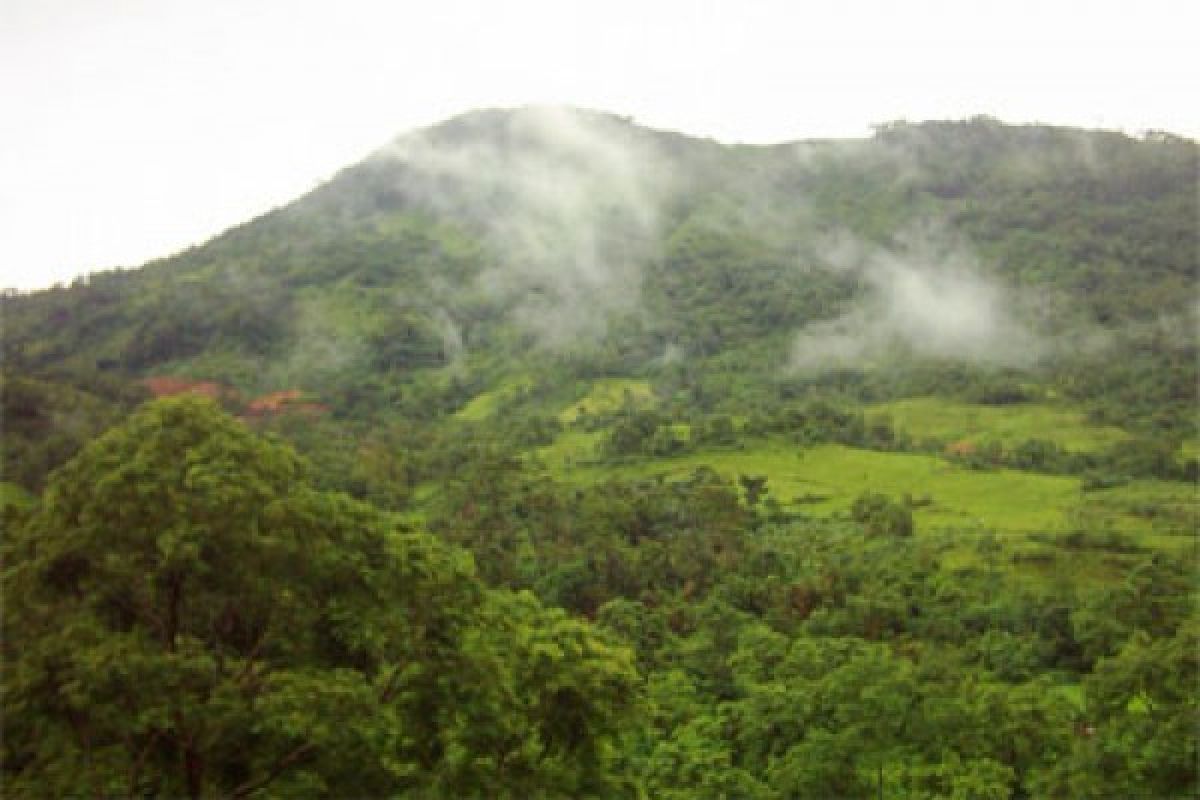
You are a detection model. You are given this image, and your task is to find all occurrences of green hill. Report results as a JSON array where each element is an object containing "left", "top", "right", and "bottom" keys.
[{"left": 3, "top": 108, "right": 1197, "bottom": 797}]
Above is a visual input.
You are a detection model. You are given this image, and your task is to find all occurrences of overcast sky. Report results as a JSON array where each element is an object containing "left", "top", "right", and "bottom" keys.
[{"left": 3, "top": 0, "right": 1196, "bottom": 290}]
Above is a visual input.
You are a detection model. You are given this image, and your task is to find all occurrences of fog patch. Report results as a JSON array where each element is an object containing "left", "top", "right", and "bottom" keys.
[
  {"left": 791, "top": 228, "right": 1042, "bottom": 370},
  {"left": 375, "top": 106, "right": 674, "bottom": 349},
  {"left": 655, "top": 343, "right": 685, "bottom": 366},
  {"left": 270, "top": 296, "right": 364, "bottom": 387},
  {"left": 430, "top": 306, "right": 464, "bottom": 364}
]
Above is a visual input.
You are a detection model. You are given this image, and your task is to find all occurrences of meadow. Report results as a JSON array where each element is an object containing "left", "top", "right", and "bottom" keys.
[
  {"left": 866, "top": 396, "right": 1130, "bottom": 451},
  {"left": 523, "top": 384, "right": 1196, "bottom": 592}
]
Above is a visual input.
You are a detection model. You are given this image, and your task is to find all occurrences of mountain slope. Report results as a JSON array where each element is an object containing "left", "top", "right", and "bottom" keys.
[
  {"left": 4, "top": 108, "right": 1198, "bottom": 798},
  {"left": 3, "top": 108, "right": 1197, "bottom": 491}
]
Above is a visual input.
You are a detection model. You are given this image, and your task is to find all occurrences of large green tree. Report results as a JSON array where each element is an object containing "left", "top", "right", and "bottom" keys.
[{"left": 2, "top": 396, "right": 638, "bottom": 798}]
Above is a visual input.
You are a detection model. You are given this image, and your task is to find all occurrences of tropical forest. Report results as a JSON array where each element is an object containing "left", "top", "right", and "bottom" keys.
[{"left": 2, "top": 108, "right": 1197, "bottom": 798}]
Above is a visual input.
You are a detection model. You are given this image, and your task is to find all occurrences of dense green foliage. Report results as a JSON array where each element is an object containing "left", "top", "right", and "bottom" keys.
[
  {"left": 2, "top": 109, "right": 1196, "bottom": 797},
  {"left": 3, "top": 398, "right": 638, "bottom": 797}
]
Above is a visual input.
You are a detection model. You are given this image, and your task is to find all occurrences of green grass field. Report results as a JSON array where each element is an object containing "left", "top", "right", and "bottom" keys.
[
  {"left": 868, "top": 397, "right": 1130, "bottom": 451},
  {"left": 455, "top": 376, "right": 534, "bottom": 421},
  {"left": 568, "top": 440, "right": 1082, "bottom": 533},
  {"left": 534, "top": 385, "right": 1188, "bottom": 542},
  {"left": 536, "top": 429, "right": 606, "bottom": 467},
  {"left": 532, "top": 430, "right": 1197, "bottom": 588},
  {"left": 537, "top": 428, "right": 1194, "bottom": 541},
  {"left": 558, "top": 379, "right": 655, "bottom": 424},
  {"left": 452, "top": 378, "right": 1199, "bottom": 590}
]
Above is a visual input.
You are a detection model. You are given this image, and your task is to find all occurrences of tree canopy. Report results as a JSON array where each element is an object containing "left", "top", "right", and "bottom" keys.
[{"left": 2, "top": 396, "right": 638, "bottom": 798}]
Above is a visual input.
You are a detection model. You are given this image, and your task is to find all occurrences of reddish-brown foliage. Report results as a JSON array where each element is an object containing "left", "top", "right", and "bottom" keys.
[
  {"left": 944, "top": 439, "right": 977, "bottom": 458},
  {"left": 243, "top": 389, "right": 329, "bottom": 419},
  {"left": 142, "top": 377, "right": 233, "bottom": 401}
]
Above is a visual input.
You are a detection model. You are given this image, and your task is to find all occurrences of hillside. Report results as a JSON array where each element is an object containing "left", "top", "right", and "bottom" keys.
[
  {"left": 4, "top": 109, "right": 1196, "bottom": 496},
  {"left": 3, "top": 108, "right": 1198, "bottom": 797}
]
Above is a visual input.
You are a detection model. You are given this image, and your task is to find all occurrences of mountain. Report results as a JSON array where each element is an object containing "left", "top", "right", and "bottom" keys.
[
  {"left": 4, "top": 107, "right": 1196, "bottom": 491},
  {"left": 3, "top": 107, "right": 1198, "bottom": 797}
]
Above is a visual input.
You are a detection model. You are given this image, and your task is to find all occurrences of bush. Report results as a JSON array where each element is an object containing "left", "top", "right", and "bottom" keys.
[{"left": 851, "top": 491, "right": 914, "bottom": 537}]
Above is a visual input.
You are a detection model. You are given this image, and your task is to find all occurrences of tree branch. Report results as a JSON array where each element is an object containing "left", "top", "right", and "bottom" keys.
[
  {"left": 127, "top": 729, "right": 162, "bottom": 797},
  {"left": 232, "top": 624, "right": 271, "bottom": 691},
  {"left": 378, "top": 663, "right": 403, "bottom": 703},
  {"left": 227, "top": 741, "right": 316, "bottom": 799}
]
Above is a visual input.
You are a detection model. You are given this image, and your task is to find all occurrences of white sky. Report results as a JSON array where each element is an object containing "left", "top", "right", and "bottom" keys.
[{"left": 2, "top": 0, "right": 1196, "bottom": 290}]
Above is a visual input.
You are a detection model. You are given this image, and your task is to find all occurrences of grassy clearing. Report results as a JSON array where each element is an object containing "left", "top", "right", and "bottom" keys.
[
  {"left": 869, "top": 397, "right": 1129, "bottom": 452},
  {"left": 574, "top": 441, "right": 1083, "bottom": 533},
  {"left": 541, "top": 434, "right": 1192, "bottom": 540},
  {"left": 558, "top": 379, "right": 655, "bottom": 425},
  {"left": 455, "top": 376, "right": 534, "bottom": 421},
  {"left": 533, "top": 436, "right": 1196, "bottom": 588},
  {"left": 536, "top": 430, "right": 606, "bottom": 470}
]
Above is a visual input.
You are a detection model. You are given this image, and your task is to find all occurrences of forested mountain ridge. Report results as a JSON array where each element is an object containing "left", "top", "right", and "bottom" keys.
[
  {"left": 4, "top": 109, "right": 1197, "bottom": 496},
  {"left": 3, "top": 108, "right": 1197, "bottom": 797},
  {"left": 5, "top": 109, "right": 1196, "bottom": 420}
]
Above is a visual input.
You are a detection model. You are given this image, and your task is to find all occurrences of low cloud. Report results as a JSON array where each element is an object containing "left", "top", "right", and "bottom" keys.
[
  {"left": 791, "top": 227, "right": 1043, "bottom": 369},
  {"left": 376, "top": 106, "right": 674, "bottom": 348}
]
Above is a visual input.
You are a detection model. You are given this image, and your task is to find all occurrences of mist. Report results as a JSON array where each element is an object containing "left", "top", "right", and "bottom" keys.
[
  {"left": 791, "top": 227, "right": 1043, "bottom": 370},
  {"left": 375, "top": 106, "right": 675, "bottom": 348}
]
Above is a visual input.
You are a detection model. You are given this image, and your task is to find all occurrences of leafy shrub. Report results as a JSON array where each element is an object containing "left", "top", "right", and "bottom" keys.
[{"left": 851, "top": 491, "right": 914, "bottom": 537}]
